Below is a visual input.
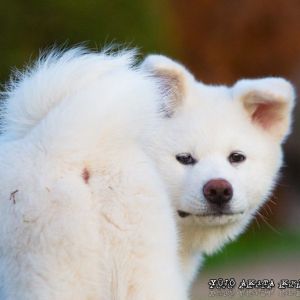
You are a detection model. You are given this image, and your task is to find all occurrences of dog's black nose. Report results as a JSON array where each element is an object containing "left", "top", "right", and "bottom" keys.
[{"left": 203, "top": 179, "right": 233, "bottom": 205}]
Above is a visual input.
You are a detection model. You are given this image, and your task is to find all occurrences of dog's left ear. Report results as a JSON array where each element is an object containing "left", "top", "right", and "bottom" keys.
[
  {"left": 141, "top": 55, "right": 193, "bottom": 117},
  {"left": 233, "top": 78, "right": 296, "bottom": 142}
]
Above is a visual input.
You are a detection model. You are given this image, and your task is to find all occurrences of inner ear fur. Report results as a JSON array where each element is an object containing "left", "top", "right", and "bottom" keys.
[
  {"left": 141, "top": 55, "right": 191, "bottom": 117},
  {"left": 235, "top": 78, "right": 295, "bottom": 142},
  {"left": 152, "top": 69, "right": 185, "bottom": 117}
]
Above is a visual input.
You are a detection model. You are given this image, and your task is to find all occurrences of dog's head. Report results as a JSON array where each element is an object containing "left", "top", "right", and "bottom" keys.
[{"left": 142, "top": 55, "right": 295, "bottom": 253}]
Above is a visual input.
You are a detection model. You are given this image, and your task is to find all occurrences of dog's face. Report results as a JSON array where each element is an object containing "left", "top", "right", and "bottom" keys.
[{"left": 142, "top": 55, "right": 295, "bottom": 250}]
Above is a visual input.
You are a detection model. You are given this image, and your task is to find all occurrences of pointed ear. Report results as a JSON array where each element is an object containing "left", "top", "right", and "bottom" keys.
[
  {"left": 141, "top": 55, "right": 193, "bottom": 117},
  {"left": 233, "top": 78, "right": 296, "bottom": 142}
]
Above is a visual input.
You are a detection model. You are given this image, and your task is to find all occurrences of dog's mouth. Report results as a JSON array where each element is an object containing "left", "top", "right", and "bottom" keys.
[
  {"left": 177, "top": 210, "right": 244, "bottom": 218},
  {"left": 178, "top": 210, "right": 192, "bottom": 218}
]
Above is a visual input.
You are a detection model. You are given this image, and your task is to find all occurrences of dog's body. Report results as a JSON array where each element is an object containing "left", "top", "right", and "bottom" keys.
[
  {"left": 0, "top": 48, "right": 295, "bottom": 298},
  {"left": 0, "top": 50, "right": 187, "bottom": 300}
]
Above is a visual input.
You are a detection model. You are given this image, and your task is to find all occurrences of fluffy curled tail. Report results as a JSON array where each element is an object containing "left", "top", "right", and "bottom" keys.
[{"left": 0, "top": 47, "right": 137, "bottom": 140}]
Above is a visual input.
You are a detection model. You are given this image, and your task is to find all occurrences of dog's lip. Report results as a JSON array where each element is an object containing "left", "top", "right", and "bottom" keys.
[
  {"left": 177, "top": 210, "right": 244, "bottom": 218},
  {"left": 178, "top": 210, "right": 191, "bottom": 218}
]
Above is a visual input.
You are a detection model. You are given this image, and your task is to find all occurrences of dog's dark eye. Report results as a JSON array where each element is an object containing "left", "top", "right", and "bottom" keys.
[
  {"left": 228, "top": 151, "right": 246, "bottom": 164},
  {"left": 176, "top": 153, "right": 197, "bottom": 165}
]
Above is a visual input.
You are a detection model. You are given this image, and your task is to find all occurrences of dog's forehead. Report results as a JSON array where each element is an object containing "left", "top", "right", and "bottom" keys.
[
  {"left": 184, "top": 83, "right": 240, "bottom": 121},
  {"left": 165, "top": 80, "right": 270, "bottom": 153},
  {"left": 171, "top": 83, "right": 257, "bottom": 150},
  {"left": 195, "top": 83, "right": 231, "bottom": 101}
]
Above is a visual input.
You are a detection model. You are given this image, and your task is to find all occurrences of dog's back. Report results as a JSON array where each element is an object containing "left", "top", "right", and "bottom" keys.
[{"left": 0, "top": 49, "right": 187, "bottom": 299}]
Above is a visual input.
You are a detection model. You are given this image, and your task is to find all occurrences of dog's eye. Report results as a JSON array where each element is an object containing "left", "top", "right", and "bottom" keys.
[
  {"left": 228, "top": 151, "right": 246, "bottom": 164},
  {"left": 176, "top": 153, "right": 197, "bottom": 165}
]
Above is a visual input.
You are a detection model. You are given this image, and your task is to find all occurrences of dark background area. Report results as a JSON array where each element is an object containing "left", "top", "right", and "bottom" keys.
[{"left": 0, "top": 1, "right": 299, "bottom": 299}]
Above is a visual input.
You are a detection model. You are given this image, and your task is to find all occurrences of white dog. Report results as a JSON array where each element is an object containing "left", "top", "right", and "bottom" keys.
[
  {"left": 141, "top": 55, "right": 295, "bottom": 287},
  {"left": 0, "top": 49, "right": 187, "bottom": 300},
  {"left": 0, "top": 49, "right": 295, "bottom": 298}
]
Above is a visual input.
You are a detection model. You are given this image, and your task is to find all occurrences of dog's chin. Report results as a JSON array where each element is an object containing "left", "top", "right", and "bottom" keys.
[{"left": 177, "top": 210, "right": 245, "bottom": 226}]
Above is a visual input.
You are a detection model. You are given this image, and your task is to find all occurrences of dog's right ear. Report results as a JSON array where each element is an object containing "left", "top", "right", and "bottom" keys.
[{"left": 141, "top": 55, "right": 193, "bottom": 117}]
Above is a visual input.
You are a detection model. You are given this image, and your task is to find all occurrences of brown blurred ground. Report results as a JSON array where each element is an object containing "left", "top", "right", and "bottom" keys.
[{"left": 172, "top": 0, "right": 300, "bottom": 83}]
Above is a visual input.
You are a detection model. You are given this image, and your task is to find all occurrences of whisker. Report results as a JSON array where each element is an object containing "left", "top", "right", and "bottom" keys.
[
  {"left": 257, "top": 211, "right": 281, "bottom": 235},
  {"left": 254, "top": 216, "right": 261, "bottom": 229},
  {"left": 276, "top": 182, "right": 290, "bottom": 188},
  {"left": 264, "top": 203, "right": 273, "bottom": 215},
  {"left": 262, "top": 207, "right": 269, "bottom": 217},
  {"left": 268, "top": 198, "right": 277, "bottom": 206}
]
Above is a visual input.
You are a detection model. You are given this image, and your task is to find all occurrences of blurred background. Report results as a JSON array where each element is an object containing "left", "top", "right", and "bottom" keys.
[{"left": 0, "top": 0, "right": 299, "bottom": 299}]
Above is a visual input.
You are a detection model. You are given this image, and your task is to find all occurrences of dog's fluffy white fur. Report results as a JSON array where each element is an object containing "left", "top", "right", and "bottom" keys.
[
  {"left": 0, "top": 49, "right": 187, "bottom": 299},
  {"left": 142, "top": 55, "right": 295, "bottom": 287},
  {"left": 0, "top": 48, "right": 295, "bottom": 298}
]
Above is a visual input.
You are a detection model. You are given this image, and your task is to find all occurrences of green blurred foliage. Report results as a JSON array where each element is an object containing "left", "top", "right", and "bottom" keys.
[
  {"left": 204, "top": 229, "right": 300, "bottom": 271},
  {"left": 0, "top": 0, "right": 179, "bottom": 82}
]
